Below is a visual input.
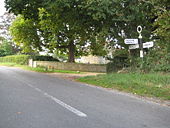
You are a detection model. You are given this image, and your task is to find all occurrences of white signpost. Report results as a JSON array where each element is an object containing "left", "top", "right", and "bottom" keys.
[
  {"left": 129, "top": 41, "right": 154, "bottom": 50},
  {"left": 124, "top": 39, "right": 138, "bottom": 44},
  {"left": 124, "top": 26, "right": 154, "bottom": 62},
  {"left": 129, "top": 44, "right": 139, "bottom": 49},
  {"left": 143, "top": 41, "right": 154, "bottom": 48},
  {"left": 124, "top": 26, "right": 154, "bottom": 68}
]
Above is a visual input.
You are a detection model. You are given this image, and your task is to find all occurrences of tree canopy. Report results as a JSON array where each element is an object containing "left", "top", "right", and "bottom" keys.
[
  {"left": 10, "top": 15, "right": 41, "bottom": 53},
  {"left": 152, "top": 0, "right": 170, "bottom": 52},
  {"left": 5, "top": 0, "right": 170, "bottom": 62}
]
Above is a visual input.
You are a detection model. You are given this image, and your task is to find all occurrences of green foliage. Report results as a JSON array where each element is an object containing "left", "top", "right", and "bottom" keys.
[
  {"left": 106, "top": 57, "right": 129, "bottom": 73},
  {"left": 82, "top": 0, "right": 154, "bottom": 44},
  {"left": 78, "top": 73, "right": 170, "bottom": 100},
  {"left": 154, "top": 10, "right": 170, "bottom": 39},
  {"left": 31, "top": 55, "right": 59, "bottom": 61},
  {"left": 0, "top": 55, "right": 31, "bottom": 65},
  {"left": 106, "top": 62, "right": 121, "bottom": 73},
  {"left": 10, "top": 15, "right": 41, "bottom": 53},
  {"left": 125, "top": 47, "right": 170, "bottom": 73},
  {"left": 107, "top": 47, "right": 170, "bottom": 73},
  {"left": 151, "top": 0, "right": 170, "bottom": 52},
  {"left": 5, "top": 0, "right": 170, "bottom": 67},
  {"left": 6, "top": 0, "right": 156, "bottom": 63},
  {"left": 5, "top": 0, "right": 45, "bottom": 20},
  {"left": 142, "top": 49, "right": 170, "bottom": 72},
  {"left": 154, "top": 10, "right": 170, "bottom": 52},
  {"left": 0, "top": 40, "right": 15, "bottom": 57},
  {"left": 112, "top": 49, "right": 129, "bottom": 58},
  {"left": 106, "top": 49, "right": 129, "bottom": 73},
  {"left": 37, "top": 1, "right": 111, "bottom": 61},
  {"left": 0, "top": 55, "right": 59, "bottom": 65}
]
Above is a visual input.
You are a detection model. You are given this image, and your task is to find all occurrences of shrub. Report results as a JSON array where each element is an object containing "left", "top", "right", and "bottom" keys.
[
  {"left": 131, "top": 48, "right": 170, "bottom": 73},
  {"left": 0, "top": 55, "right": 31, "bottom": 65},
  {"left": 106, "top": 57, "right": 129, "bottom": 73},
  {"left": 31, "top": 55, "right": 59, "bottom": 61},
  {"left": 0, "top": 55, "right": 59, "bottom": 65},
  {"left": 107, "top": 48, "right": 170, "bottom": 73},
  {"left": 106, "top": 49, "right": 129, "bottom": 73},
  {"left": 153, "top": 53, "right": 170, "bottom": 72}
]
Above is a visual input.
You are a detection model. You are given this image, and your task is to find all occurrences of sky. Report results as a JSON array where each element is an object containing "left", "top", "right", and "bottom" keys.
[{"left": 0, "top": 0, "right": 6, "bottom": 16}]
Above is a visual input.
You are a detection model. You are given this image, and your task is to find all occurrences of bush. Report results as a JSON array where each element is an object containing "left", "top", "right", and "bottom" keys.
[
  {"left": 0, "top": 55, "right": 31, "bottom": 65},
  {"left": 0, "top": 55, "right": 59, "bottom": 65},
  {"left": 131, "top": 49, "right": 170, "bottom": 73},
  {"left": 106, "top": 57, "right": 129, "bottom": 73},
  {"left": 107, "top": 47, "right": 170, "bottom": 73},
  {"left": 106, "top": 49, "right": 130, "bottom": 73},
  {"left": 153, "top": 53, "right": 170, "bottom": 72},
  {"left": 31, "top": 55, "right": 59, "bottom": 61}
]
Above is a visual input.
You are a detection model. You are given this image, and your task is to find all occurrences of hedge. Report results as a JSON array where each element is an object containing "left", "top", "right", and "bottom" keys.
[
  {"left": 106, "top": 57, "right": 129, "bottom": 73},
  {"left": 31, "top": 56, "right": 59, "bottom": 61},
  {"left": 0, "top": 55, "right": 31, "bottom": 65},
  {"left": 0, "top": 55, "right": 59, "bottom": 65}
]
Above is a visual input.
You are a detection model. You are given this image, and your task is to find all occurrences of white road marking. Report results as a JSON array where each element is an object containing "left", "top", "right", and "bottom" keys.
[{"left": 17, "top": 79, "right": 87, "bottom": 118}]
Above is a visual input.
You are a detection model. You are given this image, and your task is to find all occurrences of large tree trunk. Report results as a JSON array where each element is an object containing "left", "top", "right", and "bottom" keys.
[{"left": 68, "top": 40, "right": 75, "bottom": 63}]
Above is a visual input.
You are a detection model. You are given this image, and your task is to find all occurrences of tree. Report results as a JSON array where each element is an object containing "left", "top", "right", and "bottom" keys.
[
  {"left": 38, "top": 7, "right": 89, "bottom": 62},
  {"left": 6, "top": 0, "right": 156, "bottom": 62},
  {"left": 152, "top": 0, "right": 170, "bottom": 52},
  {"left": 10, "top": 15, "right": 42, "bottom": 53},
  {"left": 0, "top": 12, "right": 19, "bottom": 56},
  {"left": 83, "top": 0, "right": 155, "bottom": 45},
  {"left": 5, "top": 0, "right": 45, "bottom": 20},
  {"left": 0, "top": 39, "right": 18, "bottom": 56},
  {"left": 7, "top": 0, "right": 108, "bottom": 62}
]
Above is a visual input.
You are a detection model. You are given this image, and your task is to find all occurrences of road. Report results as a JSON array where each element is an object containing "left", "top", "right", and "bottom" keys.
[{"left": 0, "top": 66, "right": 170, "bottom": 128}]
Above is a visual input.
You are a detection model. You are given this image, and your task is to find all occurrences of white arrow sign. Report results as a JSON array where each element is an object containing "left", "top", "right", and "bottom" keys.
[
  {"left": 129, "top": 44, "right": 139, "bottom": 49},
  {"left": 143, "top": 41, "right": 154, "bottom": 48},
  {"left": 124, "top": 39, "right": 138, "bottom": 44},
  {"left": 129, "top": 41, "right": 154, "bottom": 49}
]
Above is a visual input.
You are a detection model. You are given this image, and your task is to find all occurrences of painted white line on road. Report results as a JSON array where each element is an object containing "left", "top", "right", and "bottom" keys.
[
  {"left": 17, "top": 79, "right": 87, "bottom": 118},
  {"left": 29, "top": 83, "right": 87, "bottom": 117}
]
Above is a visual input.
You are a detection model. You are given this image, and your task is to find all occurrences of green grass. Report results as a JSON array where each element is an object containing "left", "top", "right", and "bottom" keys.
[
  {"left": 77, "top": 73, "right": 170, "bottom": 100},
  {"left": 0, "top": 62, "right": 82, "bottom": 74},
  {"left": 0, "top": 62, "right": 23, "bottom": 67}
]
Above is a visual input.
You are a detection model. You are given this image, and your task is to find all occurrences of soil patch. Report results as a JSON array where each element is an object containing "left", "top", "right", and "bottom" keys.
[{"left": 47, "top": 72, "right": 105, "bottom": 80}]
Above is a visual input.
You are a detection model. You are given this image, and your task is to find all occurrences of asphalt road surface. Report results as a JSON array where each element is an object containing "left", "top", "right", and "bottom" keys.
[{"left": 0, "top": 66, "right": 170, "bottom": 128}]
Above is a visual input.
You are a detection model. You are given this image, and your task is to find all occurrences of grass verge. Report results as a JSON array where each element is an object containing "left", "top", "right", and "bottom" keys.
[
  {"left": 77, "top": 73, "right": 170, "bottom": 100},
  {"left": 0, "top": 62, "right": 82, "bottom": 74}
]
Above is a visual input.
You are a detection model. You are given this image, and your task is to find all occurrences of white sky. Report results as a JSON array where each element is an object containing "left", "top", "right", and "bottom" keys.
[{"left": 0, "top": 0, "right": 6, "bottom": 16}]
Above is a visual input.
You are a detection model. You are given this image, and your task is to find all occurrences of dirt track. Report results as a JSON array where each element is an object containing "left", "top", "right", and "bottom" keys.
[{"left": 47, "top": 72, "right": 105, "bottom": 80}]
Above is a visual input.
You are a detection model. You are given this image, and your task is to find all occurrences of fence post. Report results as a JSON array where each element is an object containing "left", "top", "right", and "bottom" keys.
[{"left": 28, "top": 59, "right": 33, "bottom": 67}]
